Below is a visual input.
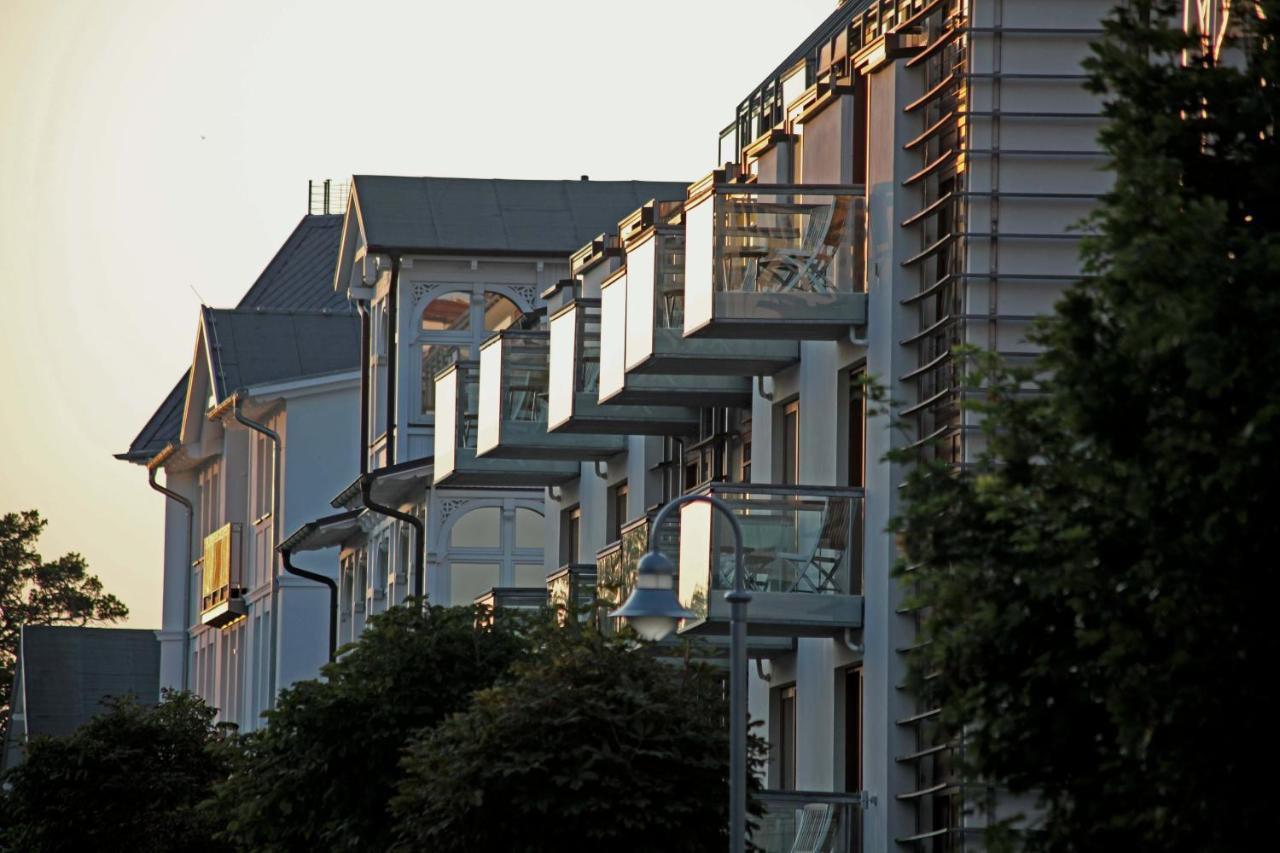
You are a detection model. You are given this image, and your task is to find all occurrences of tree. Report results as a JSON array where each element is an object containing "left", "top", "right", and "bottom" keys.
[
  {"left": 0, "top": 510, "right": 129, "bottom": 739},
  {"left": 211, "top": 602, "right": 531, "bottom": 853},
  {"left": 0, "top": 691, "right": 230, "bottom": 853},
  {"left": 892, "top": 3, "right": 1279, "bottom": 851},
  {"left": 390, "top": 626, "right": 764, "bottom": 853}
]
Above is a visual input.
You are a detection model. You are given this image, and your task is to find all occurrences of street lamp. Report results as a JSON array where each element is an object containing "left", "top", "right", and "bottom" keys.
[{"left": 610, "top": 493, "right": 751, "bottom": 853}]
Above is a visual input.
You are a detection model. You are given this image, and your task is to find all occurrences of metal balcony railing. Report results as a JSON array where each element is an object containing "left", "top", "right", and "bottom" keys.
[{"left": 754, "top": 790, "right": 865, "bottom": 853}]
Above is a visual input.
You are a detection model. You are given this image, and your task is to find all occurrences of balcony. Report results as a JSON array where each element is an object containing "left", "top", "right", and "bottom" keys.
[
  {"left": 433, "top": 361, "right": 580, "bottom": 487},
  {"left": 598, "top": 265, "right": 751, "bottom": 408},
  {"left": 598, "top": 514, "right": 794, "bottom": 658},
  {"left": 754, "top": 790, "right": 864, "bottom": 853},
  {"left": 548, "top": 298, "right": 701, "bottom": 435},
  {"left": 622, "top": 202, "right": 798, "bottom": 377},
  {"left": 547, "top": 563, "right": 597, "bottom": 624},
  {"left": 200, "top": 523, "right": 245, "bottom": 628},
  {"left": 683, "top": 181, "right": 868, "bottom": 340},
  {"left": 677, "top": 484, "right": 864, "bottom": 638},
  {"left": 477, "top": 330, "right": 625, "bottom": 460}
]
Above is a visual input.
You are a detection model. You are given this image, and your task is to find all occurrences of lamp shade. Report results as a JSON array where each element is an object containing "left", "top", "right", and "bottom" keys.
[{"left": 609, "top": 550, "right": 695, "bottom": 641}]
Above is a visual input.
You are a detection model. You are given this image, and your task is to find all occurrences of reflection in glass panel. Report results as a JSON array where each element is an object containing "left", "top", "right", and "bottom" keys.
[
  {"left": 514, "top": 508, "right": 543, "bottom": 550},
  {"left": 421, "top": 291, "right": 471, "bottom": 331},
  {"left": 449, "top": 507, "right": 501, "bottom": 548},
  {"left": 483, "top": 292, "right": 523, "bottom": 331},
  {"left": 449, "top": 562, "right": 501, "bottom": 606},
  {"left": 421, "top": 345, "right": 469, "bottom": 415}
]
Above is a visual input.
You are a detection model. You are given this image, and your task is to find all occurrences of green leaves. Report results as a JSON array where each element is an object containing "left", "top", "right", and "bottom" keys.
[{"left": 891, "top": 3, "right": 1280, "bottom": 851}]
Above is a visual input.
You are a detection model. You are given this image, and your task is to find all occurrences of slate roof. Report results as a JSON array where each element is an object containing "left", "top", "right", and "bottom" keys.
[
  {"left": 203, "top": 308, "right": 360, "bottom": 400},
  {"left": 350, "top": 176, "right": 690, "bottom": 254},
  {"left": 3, "top": 626, "right": 159, "bottom": 769},
  {"left": 118, "top": 214, "right": 348, "bottom": 463}
]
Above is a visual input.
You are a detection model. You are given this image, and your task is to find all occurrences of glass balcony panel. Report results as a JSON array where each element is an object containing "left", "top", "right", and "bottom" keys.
[
  {"left": 547, "top": 308, "right": 578, "bottom": 430},
  {"left": 548, "top": 563, "right": 597, "bottom": 625},
  {"left": 754, "top": 791, "right": 863, "bottom": 853},
  {"left": 626, "top": 218, "right": 797, "bottom": 377},
  {"left": 433, "top": 361, "right": 579, "bottom": 487},
  {"left": 684, "top": 184, "right": 868, "bottom": 340},
  {"left": 477, "top": 331, "right": 623, "bottom": 460},
  {"left": 677, "top": 484, "right": 864, "bottom": 637},
  {"left": 599, "top": 272, "right": 628, "bottom": 402}
]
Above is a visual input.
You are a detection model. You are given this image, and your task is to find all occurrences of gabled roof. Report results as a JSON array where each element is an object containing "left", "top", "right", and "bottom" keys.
[
  {"left": 2, "top": 626, "right": 159, "bottom": 771},
  {"left": 237, "top": 214, "right": 350, "bottom": 312},
  {"left": 201, "top": 308, "right": 359, "bottom": 401},
  {"left": 348, "top": 176, "right": 690, "bottom": 255},
  {"left": 118, "top": 214, "right": 348, "bottom": 464}
]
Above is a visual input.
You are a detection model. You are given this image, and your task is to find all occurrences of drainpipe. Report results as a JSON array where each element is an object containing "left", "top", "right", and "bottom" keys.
[
  {"left": 357, "top": 302, "right": 371, "bottom": 476},
  {"left": 147, "top": 452, "right": 192, "bottom": 692},
  {"left": 280, "top": 544, "right": 337, "bottom": 661},
  {"left": 384, "top": 256, "right": 401, "bottom": 466},
  {"left": 232, "top": 393, "right": 283, "bottom": 706},
  {"left": 360, "top": 474, "right": 426, "bottom": 601}
]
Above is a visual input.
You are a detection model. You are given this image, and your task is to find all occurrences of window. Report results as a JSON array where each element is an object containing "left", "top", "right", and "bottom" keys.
[
  {"left": 844, "top": 667, "right": 863, "bottom": 792},
  {"left": 781, "top": 400, "right": 800, "bottom": 485},
  {"left": 449, "top": 563, "right": 501, "bottom": 604},
  {"left": 776, "top": 684, "right": 797, "bottom": 791},
  {"left": 482, "top": 292, "right": 523, "bottom": 331},
  {"left": 559, "top": 506, "right": 581, "bottom": 564},
  {"left": 849, "top": 369, "right": 866, "bottom": 488},
  {"left": 450, "top": 507, "right": 501, "bottom": 549},
  {"left": 421, "top": 292, "right": 471, "bottom": 332},
  {"left": 608, "top": 482, "right": 628, "bottom": 543},
  {"left": 416, "top": 287, "right": 527, "bottom": 419}
]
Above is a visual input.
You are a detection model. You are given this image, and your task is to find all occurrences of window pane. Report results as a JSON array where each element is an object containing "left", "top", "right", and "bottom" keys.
[
  {"left": 515, "top": 563, "right": 545, "bottom": 588},
  {"left": 421, "top": 291, "right": 471, "bottom": 332},
  {"left": 449, "top": 507, "right": 501, "bottom": 549},
  {"left": 515, "top": 508, "right": 543, "bottom": 550},
  {"left": 483, "top": 292, "right": 523, "bottom": 331},
  {"left": 449, "top": 562, "right": 500, "bottom": 606}
]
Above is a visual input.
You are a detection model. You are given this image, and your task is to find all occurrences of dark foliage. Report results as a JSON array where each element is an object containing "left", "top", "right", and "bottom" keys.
[
  {"left": 391, "top": 625, "right": 764, "bottom": 853},
  {"left": 212, "top": 602, "right": 531, "bottom": 853},
  {"left": 892, "top": 3, "right": 1280, "bottom": 850},
  {"left": 0, "top": 691, "right": 230, "bottom": 853}
]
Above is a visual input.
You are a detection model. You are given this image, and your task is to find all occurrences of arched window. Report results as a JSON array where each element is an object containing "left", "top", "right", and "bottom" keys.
[
  {"left": 422, "top": 291, "right": 471, "bottom": 332},
  {"left": 419, "top": 291, "right": 473, "bottom": 416},
  {"left": 483, "top": 292, "right": 524, "bottom": 331}
]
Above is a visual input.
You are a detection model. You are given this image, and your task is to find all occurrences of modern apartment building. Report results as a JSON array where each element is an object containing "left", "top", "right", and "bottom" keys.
[
  {"left": 437, "top": 1, "right": 1115, "bottom": 848},
  {"left": 117, "top": 213, "right": 361, "bottom": 730}
]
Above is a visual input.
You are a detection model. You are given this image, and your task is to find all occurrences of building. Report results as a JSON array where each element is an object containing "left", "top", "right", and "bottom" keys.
[
  {"left": 117, "top": 213, "right": 361, "bottom": 731},
  {"left": 2, "top": 626, "right": 160, "bottom": 771}
]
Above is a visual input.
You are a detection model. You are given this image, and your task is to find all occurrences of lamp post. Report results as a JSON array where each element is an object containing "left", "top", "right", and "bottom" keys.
[{"left": 610, "top": 493, "right": 750, "bottom": 853}]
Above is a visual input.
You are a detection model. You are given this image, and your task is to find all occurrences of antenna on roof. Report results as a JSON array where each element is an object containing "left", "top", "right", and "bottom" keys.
[
  {"left": 187, "top": 283, "right": 207, "bottom": 305},
  {"left": 308, "top": 179, "right": 350, "bottom": 215}
]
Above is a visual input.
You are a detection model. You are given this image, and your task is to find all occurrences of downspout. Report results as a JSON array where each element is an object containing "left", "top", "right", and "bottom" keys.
[
  {"left": 360, "top": 474, "right": 426, "bottom": 601},
  {"left": 384, "top": 256, "right": 401, "bottom": 466},
  {"left": 147, "top": 453, "right": 193, "bottom": 692},
  {"left": 232, "top": 394, "right": 283, "bottom": 706},
  {"left": 280, "top": 544, "right": 337, "bottom": 661},
  {"left": 357, "top": 302, "right": 371, "bottom": 476}
]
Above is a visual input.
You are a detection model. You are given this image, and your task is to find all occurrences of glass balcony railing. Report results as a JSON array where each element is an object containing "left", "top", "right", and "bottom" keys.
[
  {"left": 677, "top": 484, "right": 864, "bottom": 637},
  {"left": 548, "top": 299, "right": 701, "bottom": 435},
  {"left": 754, "top": 790, "right": 864, "bottom": 853},
  {"left": 547, "top": 563, "right": 597, "bottom": 625},
  {"left": 623, "top": 205, "right": 798, "bottom": 377},
  {"left": 683, "top": 181, "right": 868, "bottom": 340},
  {"left": 474, "top": 587, "right": 548, "bottom": 617},
  {"left": 476, "top": 330, "right": 624, "bottom": 460},
  {"left": 433, "top": 360, "right": 580, "bottom": 487},
  {"left": 598, "top": 265, "right": 751, "bottom": 408}
]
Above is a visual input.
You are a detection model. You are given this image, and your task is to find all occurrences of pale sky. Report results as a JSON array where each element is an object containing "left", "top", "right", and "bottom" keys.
[{"left": 0, "top": 0, "right": 837, "bottom": 627}]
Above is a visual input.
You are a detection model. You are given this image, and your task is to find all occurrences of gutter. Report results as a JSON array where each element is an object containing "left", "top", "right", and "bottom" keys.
[
  {"left": 231, "top": 393, "right": 283, "bottom": 707},
  {"left": 276, "top": 509, "right": 360, "bottom": 662},
  {"left": 146, "top": 443, "right": 192, "bottom": 692}
]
